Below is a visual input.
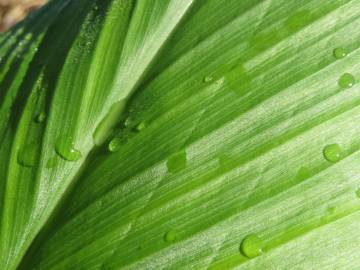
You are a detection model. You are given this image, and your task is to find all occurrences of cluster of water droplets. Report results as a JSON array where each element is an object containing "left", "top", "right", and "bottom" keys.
[{"left": 236, "top": 47, "right": 358, "bottom": 259}]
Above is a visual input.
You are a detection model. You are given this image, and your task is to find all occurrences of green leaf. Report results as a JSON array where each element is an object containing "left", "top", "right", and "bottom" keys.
[{"left": 1, "top": 0, "right": 360, "bottom": 269}]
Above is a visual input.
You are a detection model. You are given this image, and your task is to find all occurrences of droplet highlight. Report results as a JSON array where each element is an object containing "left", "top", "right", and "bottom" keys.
[
  {"left": 167, "top": 151, "right": 187, "bottom": 173},
  {"left": 323, "top": 143, "right": 342, "bottom": 163},
  {"left": 164, "top": 229, "right": 177, "bottom": 243},
  {"left": 240, "top": 234, "right": 263, "bottom": 258},
  {"left": 55, "top": 138, "right": 82, "bottom": 161},
  {"left": 338, "top": 73, "right": 355, "bottom": 88},
  {"left": 333, "top": 48, "right": 347, "bottom": 59}
]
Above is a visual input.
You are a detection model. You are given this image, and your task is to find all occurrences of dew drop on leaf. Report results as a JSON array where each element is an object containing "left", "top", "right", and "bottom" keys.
[
  {"left": 333, "top": 47, "right": 347, "bottom": 59},
  {"left": 135, "top": 121, "right": 146, "bottom": 131},
  {"left": 35, "top": 112, "right": 46, "bottom": 123},
  {"left": 240, "top": 234, "right": 263, "bottom": 258},
  {"left": 108, "top": 137, "right": 122, "bottom": 152},
  {"left": 164, "top": 229, "right": 177, "bottom": 243},
  {"left": 55, "top": 138, "right": 82, "bottom": 161},
  {"left": 17, "top": 144, "right": 37, "bottom": 167},
  {"left": 46, "top": 156, "right": 58, "bottom": 169},
  {"left": 124, "top": 117, "right": 133, "bottom": 128},
  {"left": 296, "top": 166, "right": 311, "bottom": 181},
  {"left": 285, "top": 10, "right": 315, "bottom": 31},
  {"left": 338, "top": 73, "right": 355, "bottom": 88},
  {"left": 323, "top": 143, "right": 342, "bottom": 163},
  {"left": 203, "top": 75, "right": 213, "bottom": 83},
  {"left": 167, "top": 151, "right": 187, "bottom": 173}
]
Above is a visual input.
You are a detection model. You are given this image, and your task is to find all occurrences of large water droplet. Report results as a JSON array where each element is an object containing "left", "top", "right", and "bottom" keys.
[
  {"left": 55, "top": 138, "right": 82, "bottom": 161},
  {"left": 167, "top": 151, "right": 187, "bottom": 173},
  {"left": 240, "top": 234, "right": 263, "bottom": 258},
  {"left": 17, "top": 144, "right": 37, "bottom": 167},
  {"left": 338, "top": 73, "right": 355, "bottom": 88},
  {"left": 333, "top": 48, "right": 347, "bottom": 59},
  {"left": 323, "top": 143, "right": 342, "bottom": 163},
  {"left": 164, "top": 229, "right": 177, "bottom": 243},
  {"left": 108, "top": 137, "right": 122, "bottom": 152}
]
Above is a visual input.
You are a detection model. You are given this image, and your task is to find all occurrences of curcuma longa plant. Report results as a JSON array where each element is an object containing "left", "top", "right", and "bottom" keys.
[{"left": 1, "top": 0, "right": 360, "bottom": 269}]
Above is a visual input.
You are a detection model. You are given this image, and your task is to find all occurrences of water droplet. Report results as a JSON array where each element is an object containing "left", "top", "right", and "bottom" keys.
[
  {"left": 296, "top": 166, "right": 311, "bottom": 181},
  {"left": 323, "top": 143, "right": 342, "bottom": 163},
  {"left": 203, "top": 76, "right": 213, "bottom": 83},
  {"left": 356, "top": 188, "right": 360, "bottom": 198},
  {"left": 240, "top": 234, "right": 263, "bottom": 258},
  {"left": 17, "top": 144, "right": 38, "bottom": 167},
  {"left": 164, "top": 229, "right": 177, "bottom": 243},
  {"left": 225, "top": 64, "right": 251, "bottom": 95},
  {"left": 55, "top": 138, "right": 82, "bottom": 161},
  {"left": 35, "top": 112, "right": 46, "bottom": 123},
  {"left": 167, "top": 151, "right": 187, "bottom": 173},
  {"left": 46, "top": 157, "right": 58, "bottom": 169},
  {"left": 333, "top": 48, "right": 347, "bottom": 59},
  {"left": 338, "top": 73, "right": 355, "bottom": 88},
  {"left": 108, "top": 137, "right": 122, "bottom": 152},
  {"left": 124, "top": 117, "right": 133, "bottom": 128},
  {"left": 135, "top": 122, "right": 145, "bottom": 131},
  {"left": 285, "top": 10, "right": 315, "bottom": 31}
]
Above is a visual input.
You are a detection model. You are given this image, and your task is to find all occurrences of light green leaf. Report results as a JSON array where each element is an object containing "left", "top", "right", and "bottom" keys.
[{"left": 1, "top": 0, "right": 360, "bottom": 269}]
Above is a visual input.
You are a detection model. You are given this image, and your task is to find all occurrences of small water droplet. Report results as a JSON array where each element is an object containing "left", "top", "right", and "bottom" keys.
[
  {"left": 338, "top": 73, "right": 355, "bottom": 88},
  {"left": 167, "top": 151, "right": 187, "bottom": 173},
  {"left": 164, "top": 229, "right": 177, "bottom": 243},
  {"left": 124, "top": 117, "right": 133, "bottom": 128},
  {"left": 323, "top": 143, "right": 342, "bottom": 163},
  {"left": 333, "top": 48, "right": 347, "bottom": 59},
  {"left": 55, "top": 138, "right": 82, "bottom": 161},
  {"left": 35, "top": 112, "right": 46, "bottom": 123},
  {"left": 285, "top": 10, "right": 315, "bottom": 31},
  {"left": 356, "top": 188, "right": 360, "bottom": 198},
  {"left": 296, "top": 166, "right": 311, "bottom": 181},
  {"left": 17, "top": 144, "right": 38, "bottom": 167},
  {"left": 108, "top": 137, "right": 122, "bottom": 152},
  {"left": 240, "top": 234, "right": 263, "bottom": 258},
  {"left": 46, "top": 157, "right": 58, "bottom": 169},
  {"left": 135, "top": 122, "right": 145, "bottom": 131},
  {"left": 203, "top": 76, "right": 213, "bottom": 83}
]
